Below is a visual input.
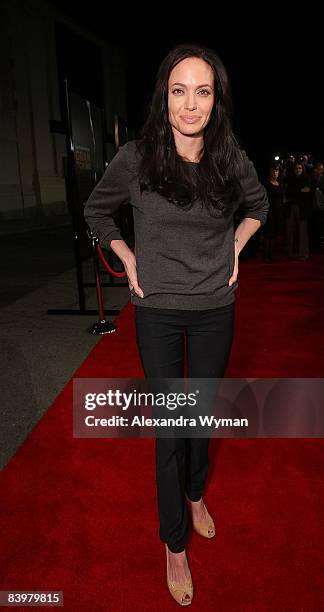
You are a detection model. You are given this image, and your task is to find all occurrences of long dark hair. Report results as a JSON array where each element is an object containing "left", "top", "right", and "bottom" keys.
[{"left": 136, "top": 43, "right": 244, "bottom": 215}]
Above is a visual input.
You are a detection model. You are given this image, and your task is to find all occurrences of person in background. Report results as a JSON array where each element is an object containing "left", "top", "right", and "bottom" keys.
[
  {"left": 303, "top": 153, "right": 314, "bottom": 174},
  {"left": 309, "top": 161, "right": 324, "bottom": 253},
  {"left": 263, "top": 164, "right": 284, "bottom": 262},
  {"left": 285, "top": 162, "right": 311, "bottom": 260}
]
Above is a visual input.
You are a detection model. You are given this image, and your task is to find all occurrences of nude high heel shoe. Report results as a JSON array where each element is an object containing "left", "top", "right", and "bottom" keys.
[
  {"left": 186, "top": 495, "right": 216, "bottom": 539},
  {"left": 165, "top": 544, "right": 193, "bottom": 606}
]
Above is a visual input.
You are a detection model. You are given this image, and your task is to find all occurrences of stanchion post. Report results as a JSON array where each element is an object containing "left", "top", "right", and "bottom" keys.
[
  {"left": 87, "top": 234, "right": 118, "bottom": 335},
  {"left": 64, "top": 78, "right": 86, "bottom": 313},
  {"left": 92, "top": 235, "right": 105, "bottom": 321}
]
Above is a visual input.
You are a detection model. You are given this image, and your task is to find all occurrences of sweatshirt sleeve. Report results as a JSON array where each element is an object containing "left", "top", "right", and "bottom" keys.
[
  {"left": 237, "top": 151, "right": 269, "bottom": 226},
  {"left": 84, "top": 142, "right": 131, "bottom": 248}
]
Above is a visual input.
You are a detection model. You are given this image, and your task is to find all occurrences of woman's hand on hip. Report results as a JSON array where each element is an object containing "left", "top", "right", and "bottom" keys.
[{"left": 122, "top": 252, "right": 144, "bottom": 298}]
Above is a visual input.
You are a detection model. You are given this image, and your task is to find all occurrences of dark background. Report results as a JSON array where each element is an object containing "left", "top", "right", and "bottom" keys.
[{"left": 50, "top": 4, "right": 324, "bottom": 170}]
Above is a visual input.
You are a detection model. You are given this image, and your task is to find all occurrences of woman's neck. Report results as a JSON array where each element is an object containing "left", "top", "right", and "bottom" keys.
[{"left": 172, "top": 129, "right": 204, "bottom": 163}]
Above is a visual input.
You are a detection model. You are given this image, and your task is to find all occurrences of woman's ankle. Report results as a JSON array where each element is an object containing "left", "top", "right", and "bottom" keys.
[
  {"left": 186, "top": 493, "right": 202, "bottom": 503},
  {"left": 165, "top": 543, "right": 186, "bottom": 555}
]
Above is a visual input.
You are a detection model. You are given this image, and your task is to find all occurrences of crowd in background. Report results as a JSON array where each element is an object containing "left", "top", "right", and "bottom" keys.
[{"left": 241, "top": 154, "right": 324, "bottom": 262}]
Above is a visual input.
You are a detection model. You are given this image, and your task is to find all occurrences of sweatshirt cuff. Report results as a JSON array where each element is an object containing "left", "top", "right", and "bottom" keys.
[
  {"left": 241, "top": 213, "right": 267, "bottom": 226},
  {"left": 102, "top": 230, "right": 123, "bottom": 250}
]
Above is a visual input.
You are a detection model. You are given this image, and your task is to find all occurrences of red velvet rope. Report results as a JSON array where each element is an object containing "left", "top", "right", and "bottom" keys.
[{"left": 96, "top": 244, "right": 127, "bottom": 278}]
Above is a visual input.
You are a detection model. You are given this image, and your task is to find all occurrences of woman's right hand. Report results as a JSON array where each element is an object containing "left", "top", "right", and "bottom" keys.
[{"left": 122, "top": 251, "right": 144, "bottom": 298}]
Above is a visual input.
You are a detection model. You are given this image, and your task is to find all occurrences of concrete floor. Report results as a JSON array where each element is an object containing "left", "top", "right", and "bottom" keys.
[{"left": 0, "top": 223, "right": 129, "bottom": 469}]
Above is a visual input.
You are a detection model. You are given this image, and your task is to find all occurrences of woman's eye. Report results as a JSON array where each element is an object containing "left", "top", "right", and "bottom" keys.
[
  {"left": 172, "top": 89, "right": 184, "bottom": 94},
  {"left": 198, "top": 89, "right": 210, "bottom": 96}
]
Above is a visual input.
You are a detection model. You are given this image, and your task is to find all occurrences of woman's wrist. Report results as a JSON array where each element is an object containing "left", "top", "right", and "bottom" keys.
[
  {"left": 110, "top": 239, "right": 134, "bottom": 264},
  {"left": 234, "top": 218, "right": 261, "bottom": 255},
  {"left": 234, "top": 236, "right": 241, "bottom": 255}
]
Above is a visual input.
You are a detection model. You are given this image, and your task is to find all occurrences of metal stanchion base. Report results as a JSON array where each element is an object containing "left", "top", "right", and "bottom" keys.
[{"left": 88, "top": 319, "right": 117, "bottom": 335}]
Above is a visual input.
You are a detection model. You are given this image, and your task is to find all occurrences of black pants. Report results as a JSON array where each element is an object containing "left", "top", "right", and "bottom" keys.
[{"left": 135, "top": 302, "right": 235, "bottom": 553}]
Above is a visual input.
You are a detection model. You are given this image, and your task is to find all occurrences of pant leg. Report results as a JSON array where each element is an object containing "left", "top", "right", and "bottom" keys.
[
  {"left": 135, "top": 306, "right": 189, "bottom": 553},
  {"left": 311, "top": 210, "right": 323, "bottom": 253},
  {"left": 298, "top": 215, "right": 309, "bottom": 258},
  {"left": 286, "top": 204, "right": 298, "bottom": 256},
  {"left": 185, "top": 303, "right": 235, "bottom": 502}
]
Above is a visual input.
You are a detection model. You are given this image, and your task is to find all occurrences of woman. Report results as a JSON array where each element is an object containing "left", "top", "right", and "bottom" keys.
[
  {"left": 285, "top": 162, "right": 311, "bottom": 260},
  {"left": 84, "top": 43, "right": 268, "bottom": 606},
  {"left": 263, "top": 164, "right": 284, "bottom": 262}
]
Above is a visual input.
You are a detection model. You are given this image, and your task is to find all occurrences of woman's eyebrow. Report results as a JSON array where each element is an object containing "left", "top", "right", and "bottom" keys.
[{"left": 170, "top": 82, "right": 213, "bottom": 88}]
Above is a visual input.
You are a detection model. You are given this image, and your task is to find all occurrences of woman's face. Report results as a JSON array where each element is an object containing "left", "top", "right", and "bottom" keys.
[
  {"left": 294, "top": 164, "right": 303, "bottom": 176},
  {"left": 168, "top": 57, "right": 215, "bottom": 138},
  {"left": 270, "top": 167, "right": 279, "bottom": 180}
]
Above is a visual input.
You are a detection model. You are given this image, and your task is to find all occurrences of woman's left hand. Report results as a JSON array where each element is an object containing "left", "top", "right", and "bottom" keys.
[{"left": 229, "top": 246, "right": 239, "bottom": 286}]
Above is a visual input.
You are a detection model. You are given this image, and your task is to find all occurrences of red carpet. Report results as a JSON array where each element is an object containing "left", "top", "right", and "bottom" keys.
[{"left": 1, "top": 254, "right": 324, "bottom": 611}]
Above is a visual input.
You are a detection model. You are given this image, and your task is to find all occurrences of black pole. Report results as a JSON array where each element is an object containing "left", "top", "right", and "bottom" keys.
[
  {"left": 64, "top": 78, "right": 86, "bottom": 312},
  {"left": 92, "top": 235, "right": 105, "bottom": 320}
]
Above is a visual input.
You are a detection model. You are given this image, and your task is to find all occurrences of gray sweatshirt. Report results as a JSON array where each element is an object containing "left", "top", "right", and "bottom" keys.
[{"left": 84, "top": 140, "right": 269, "bottom": 310}]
